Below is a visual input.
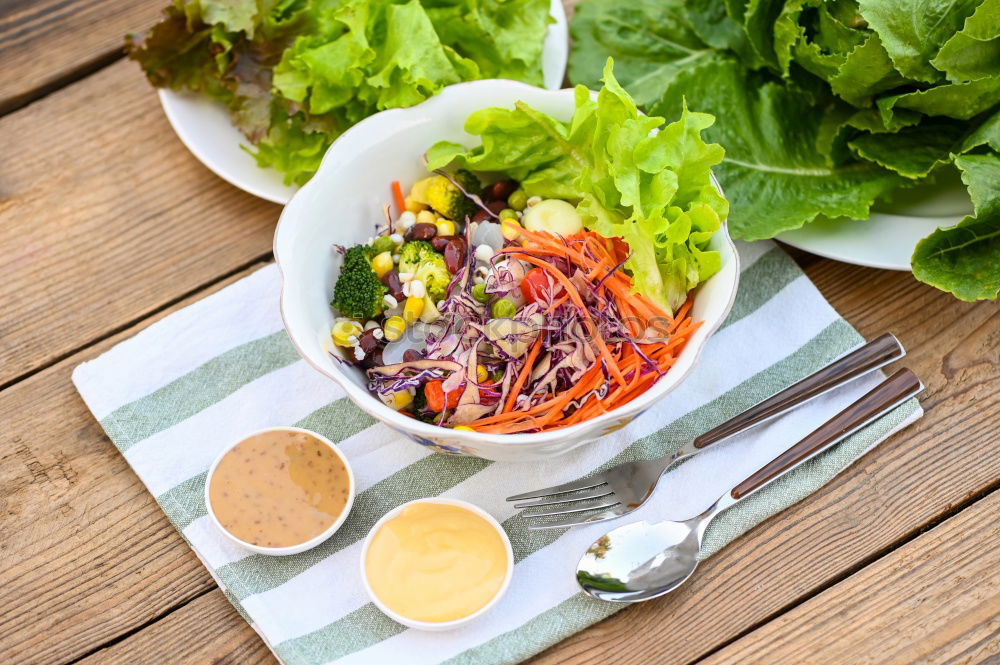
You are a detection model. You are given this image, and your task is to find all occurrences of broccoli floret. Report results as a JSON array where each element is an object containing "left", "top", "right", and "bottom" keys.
[
  {"left": 409, "top": 170, "right": 480, "bottom": 221},
  {"left": 398, "top": 240, "right": 451, "bottom": 301},
  {"left": 415, "top": 260, "right": 452, "bottom": 301},
  {"left": 398, "top": 240, "right": 438, "bottom": 273},
  {"left": 331, "top": 244, "right": 386, "bottom": 319}
]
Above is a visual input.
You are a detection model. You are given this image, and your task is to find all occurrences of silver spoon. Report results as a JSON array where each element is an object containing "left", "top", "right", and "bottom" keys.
[{"left": 576, "top": 368, "right": 922, "bottom": 603}]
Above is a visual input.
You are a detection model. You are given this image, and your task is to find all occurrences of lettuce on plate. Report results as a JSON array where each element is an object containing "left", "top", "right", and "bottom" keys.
[
  {"left": 428, "top": 60, "right": 728, "bottom": 314},
  {"left": 127, "top": 0, "right": 551, "bottom": 186},
  {"left": 568, "top": 0, "right": 1000, "bottom": 300}
]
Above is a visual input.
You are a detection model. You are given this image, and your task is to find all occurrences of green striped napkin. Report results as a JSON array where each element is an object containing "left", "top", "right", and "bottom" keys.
[{"left": 72, "top": 240, "right": 921, "bottom": 665}]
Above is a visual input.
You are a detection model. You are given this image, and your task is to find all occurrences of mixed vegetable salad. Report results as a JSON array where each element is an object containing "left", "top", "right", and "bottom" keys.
[{"left": 327, "top": 63, "right": 729, "bottom": 433}]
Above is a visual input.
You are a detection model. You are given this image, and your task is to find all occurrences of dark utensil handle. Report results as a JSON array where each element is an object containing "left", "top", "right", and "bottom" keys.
[
  {"left": 730, "top": 368, "right": 922, "bottom": 499},
  {"left": 693, "top": 333, "right": 904, "bottom": 449}
]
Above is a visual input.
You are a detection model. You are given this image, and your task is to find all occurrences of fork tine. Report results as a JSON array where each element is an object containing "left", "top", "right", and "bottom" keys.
[
  {"left": 527, "top": 506, "right": 626, "bottom": 531},
  {"left": 512, "top": 486, "right": 614, "bottom": 509},
  {"left": 522, "top": 499, "right": 620, "bottom": 519},
  {"left": 506, "top": 475, "right": 608, "bottom": 502}
]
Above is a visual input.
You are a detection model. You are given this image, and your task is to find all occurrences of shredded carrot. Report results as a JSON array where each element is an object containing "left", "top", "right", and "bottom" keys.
[
  {"left": 502, "top": 334, "right": 545, "bottom": 414},
  {"left": 391, "top": 180, "right": 406, "bottom": 217},
  {"left": 457, "top": 229, "right": 700, "bottom": 434}
]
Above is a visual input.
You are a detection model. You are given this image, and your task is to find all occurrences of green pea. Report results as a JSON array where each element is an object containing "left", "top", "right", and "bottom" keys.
[
  {"left": 498, "top": 208, "right": 518, "bottom": 221},
  {"left": 491, "top": 298, "right": 517, "bottom": 318},
  {"left": 472, "top": 283, "right": 490, "bottom": 303},
  {"left": 508, "top": 189, "right": 527, "bottom": 211},
  {"left": 372, "top": 235, "right": 395, "bottom": 254}
]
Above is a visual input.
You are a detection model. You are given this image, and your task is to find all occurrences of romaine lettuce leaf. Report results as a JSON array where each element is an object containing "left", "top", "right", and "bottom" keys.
[
  {"left": 829, "top": 32, "right": 911, "bottom": 107},
  {"left": 878, "top": 75, "right": 1000, "bottom": 121},
  {"left": 931, "top": 0, "right": 1000, "bottom": 82},
  {"left": 857, "top": 0, "right": 981, "bottom": 82},
  {"left": 651, "top": 58, "right": 906, "bottom": 240},
  {"left": 428, "top": 60, "right": 727, "bottom": 313},
  {"left": 912, "top": 151, "right": 1000, "bottom": 300},
  {"left": 847, "top": 120, "right": 967, "bottom": 177},
  {"left": 568, "top": 0, "right": 735, "bottom": 109}
]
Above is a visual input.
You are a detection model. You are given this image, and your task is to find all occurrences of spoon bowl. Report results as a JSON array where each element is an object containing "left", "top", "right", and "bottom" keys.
[{"left": 576, "top": 516, "right": 705, "bottom": 602}]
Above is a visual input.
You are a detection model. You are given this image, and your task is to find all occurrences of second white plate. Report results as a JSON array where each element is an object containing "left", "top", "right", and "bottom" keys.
[{"left": 158, "top": 0, "right": 569, "bottom": 205}]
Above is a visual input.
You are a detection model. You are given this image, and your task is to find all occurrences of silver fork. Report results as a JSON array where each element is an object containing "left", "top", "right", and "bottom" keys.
[{"left": 507, "top": 333, "right": 905, "bottom": 530}]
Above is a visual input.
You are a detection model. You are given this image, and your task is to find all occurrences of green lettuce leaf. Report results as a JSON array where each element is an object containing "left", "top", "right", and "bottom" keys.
[
  {"left": 650, "top": 58, "right": 906, "bottom": 240},
  {"left": 878, "top": 75, "right": 1000, "bottom": 121},
  {"left": 829, "top": 32, "right": 912, "bottom": 107},
  {"left": 857, "top": 0, "right": 981, "bottom": 82},
  {"left": 912, "top": 151, "right": 1000, "bottom": 300},
  {"left": 960, "top": 109, "right": 1000, "bottom": 151},
  {"left": 426, "top": 0, "right": 551, "bottom": 85},
  {"left": 568, "top": 0, "right": 735, "bottom": 109},
  {"left": 931, "top": 0, "right": 1000, "bottom": 82},
  {"left": 847, "top": 120, "right": 967, "bottom": 177},
  {"left": 129, "top": 0, "right": 551, "bottom": 186},
  {"left": 429, "top": 60, "right": 728, "bottom": 313}
]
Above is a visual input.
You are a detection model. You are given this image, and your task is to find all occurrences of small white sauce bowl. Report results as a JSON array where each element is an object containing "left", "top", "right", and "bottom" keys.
[
  {"left": 204, "top": 426, "right": 356, "bottom": 556},
  {"left": 360, "top": 498, "right": 514, "bottom": 631}
]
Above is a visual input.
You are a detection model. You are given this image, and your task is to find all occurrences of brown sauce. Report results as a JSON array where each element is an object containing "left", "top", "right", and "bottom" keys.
[{"left": 209, "top": 430, "right": 351, "bottom": 548}]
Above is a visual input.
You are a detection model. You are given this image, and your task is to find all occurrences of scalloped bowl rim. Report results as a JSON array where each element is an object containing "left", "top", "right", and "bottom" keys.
[{"left": 274, "top": 79, "right": 740, "bottom": 449}]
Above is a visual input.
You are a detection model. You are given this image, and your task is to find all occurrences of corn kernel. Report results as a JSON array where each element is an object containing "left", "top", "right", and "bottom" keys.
[
  {"left": 435, "top": 219, "right": 456, "bottom": 236},
  {"left": 331, "top": 320, "right": 362, "bottom": 347},
  {"left": 372, "top": 251, "right": 393, "bottom": 279},
  {"left": 476, "top": 364, "right": 488, "bottom": 382},
  {"left": 416, "top": 209, "right": 436, "bottom": 225},
  {"left": 404, "top": 196, "right": 426, "bottom": 213},
  {"left": 391, "top": 390, "right": 413, "bottom": 410},
  {"left": 501, "top": 219, "right": 523, "bottom": 241},
  {"left": 403, "top": 295, "right": 425, "bottom": 324},
  {"left": 453, "top": 425, "right": 476, "bottom": 432},
  {"left": 383, "top": 316, "right": 406, "bottom": 342}
]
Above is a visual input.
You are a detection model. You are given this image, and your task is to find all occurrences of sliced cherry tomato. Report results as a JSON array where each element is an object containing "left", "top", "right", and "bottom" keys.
[
  {"left": 424, "top": 380, "right": 460, "bottom": 412},
  {"left": 520, "top": 268, "right": 563, "bottom": 304}
]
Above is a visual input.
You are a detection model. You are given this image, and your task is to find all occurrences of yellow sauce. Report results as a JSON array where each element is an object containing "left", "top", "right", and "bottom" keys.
[
  {"left": 365, "top": 502, "right": 509, "bottom": 623},
  {"left": 209, "top": 430, "right": 351, "bottom": 548}
]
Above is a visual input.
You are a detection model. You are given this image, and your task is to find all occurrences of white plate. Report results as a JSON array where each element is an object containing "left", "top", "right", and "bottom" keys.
[
  {"left": 158, "top": 0, "right": 569, "bottom": 205},
  {"left": 776, "top": 166, "right": 973, "bottom": 271}
]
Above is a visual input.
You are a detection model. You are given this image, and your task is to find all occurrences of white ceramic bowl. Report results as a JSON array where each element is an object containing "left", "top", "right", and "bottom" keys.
[
  {"left": 204, "top": 426, "right": 356, "bottom": 556},
  {"left": 158, "top": 0, "right": 569, "bottom": 205},
  {"left": 359, "top": 498, "right": 514, "bottom": 631},
  {"left": 274, "top": 80, "right": 740, "bottom": 461}
]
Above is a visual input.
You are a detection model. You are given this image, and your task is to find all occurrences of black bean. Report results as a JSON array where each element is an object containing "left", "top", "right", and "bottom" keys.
[
  {"left": 405, "top": 223, "right": 437, "bottom": 241},
  {"left": 443, "top": 237, "right": 467, "bottom": 274},
  {"left": 402, "top": 349, "right": 422, "bottom": 363},
  {"left": 359, "top": 347, "right": 384, "bottom": 369},
  {"left": 489, "top": 179, "right": 517, "bottom": 201},
  {"left": 380, "top": 270, "right": 405, "bottom": 301},
  {"left": 431, "top": 235, "right": 453, "bottom": 252},
  {"left": 471, "top": 201, "right": 507, "bottom": 223}
]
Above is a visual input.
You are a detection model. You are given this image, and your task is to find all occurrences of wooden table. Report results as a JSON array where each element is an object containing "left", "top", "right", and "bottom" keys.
[{"left": 1, "top": 2, "right": 998, "bottom": 664}]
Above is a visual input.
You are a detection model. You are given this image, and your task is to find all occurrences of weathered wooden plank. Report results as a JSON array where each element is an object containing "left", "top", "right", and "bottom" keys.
[
  {"left": 0, "top": 0, "right": 163, "bottom": 113},
  {"left": 0, "top": 59, "right": 278, "bottom": 386},
  {"left": 77, "top": 590, "right": 277, "bottom": 665},
  {"left": 0, "top": 264, "right": 267, "bottom": 665},
  {"left": 699, "top": 490, "right": 1000, "bottom": 665}
]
